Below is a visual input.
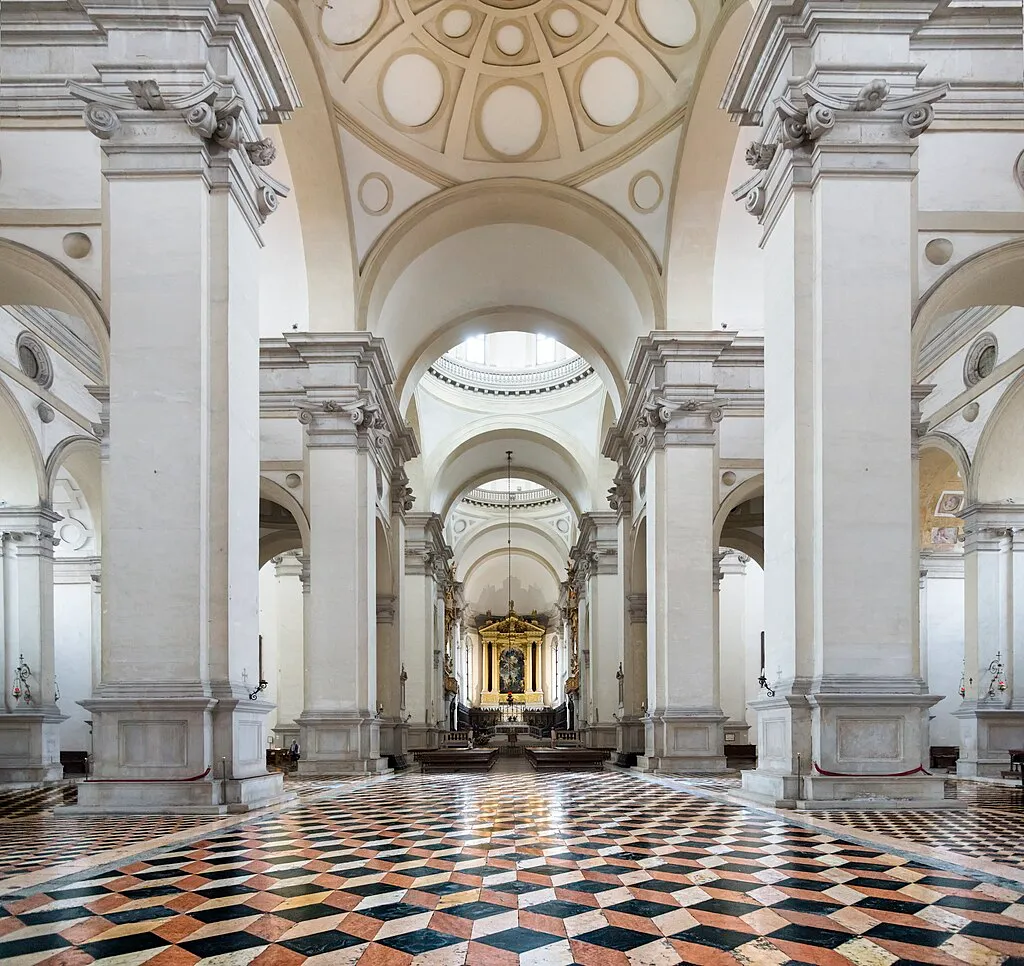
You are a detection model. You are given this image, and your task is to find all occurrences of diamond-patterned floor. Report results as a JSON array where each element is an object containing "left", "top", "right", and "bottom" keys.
[{"left": 4, "top": 771, "right": 1024, "bottom": 965}]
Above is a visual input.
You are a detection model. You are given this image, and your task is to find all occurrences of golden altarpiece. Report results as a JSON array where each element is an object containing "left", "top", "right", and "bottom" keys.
[{"left": 478, "top": 608, "right": 546, "bottom": 706}]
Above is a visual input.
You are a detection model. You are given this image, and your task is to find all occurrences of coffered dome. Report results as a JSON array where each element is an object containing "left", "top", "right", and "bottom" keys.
[{"left": 308, "top": 0, "right": 708, "bottom": 183}]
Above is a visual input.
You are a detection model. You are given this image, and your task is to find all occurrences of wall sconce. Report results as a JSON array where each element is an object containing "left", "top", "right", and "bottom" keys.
[
  {"left": 242, "top": 668, "right": 268, "bottom": 701},
  {"left": 986, "top": 652, "right": 1007, "bottom": 697},
  {"left": 757, "top": 667, "right": 776, "bottom": 698},
  {"left": 12, "top": 655, "right": 32, "bottom": 704},
  {"left": 375, "top": 702, "right": 384, "bottom": 718}
]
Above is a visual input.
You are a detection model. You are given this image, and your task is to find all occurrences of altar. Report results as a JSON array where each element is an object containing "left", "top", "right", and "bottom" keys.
[{"left": 477, "top": 609, "right": 546, "bottom": 708}]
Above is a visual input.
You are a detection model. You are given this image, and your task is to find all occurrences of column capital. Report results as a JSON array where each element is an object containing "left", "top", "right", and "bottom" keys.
[
  {"left": 910, "top": 384, "right": 935, "bottom": 458},
  {"left": 604, "top": 332, "right": 751, "bottom": 472},
  {"left": 0, "top": 506, "right": 63, "bottom": 552},
  {"left": 626, "top": 593, "right": 647, "bottom": 623},
  {"left": 274, "top": 552, "right": 303, "bottom": 580}
]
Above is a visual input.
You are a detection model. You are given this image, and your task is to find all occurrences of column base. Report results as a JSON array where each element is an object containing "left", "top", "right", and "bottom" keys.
[
  {"left": 636, "top": 711, "right": 728, "bottom": 774},
  {"left": 66, "top": 772, "right": 291, "bottom": 815},
  {"left": 738, "top": 687, "right": 946, "bottom": 807},
  {"left": 954, "top": 705, "right": 1024, "bottom": 777},
  {"left": 297, "top": 711, "right": 389, "bottom": 775},
  {"left": 79, "top": 685, "right": 284, "bottom": 812},
  {"left": 586, "top": 721, "right": 617, "bottom": 751},
  {"left": 615, "top": 716, "right": 646, "bottom": 767},
  {"left": 0, "top": 709, "right": 67, "bottom": 783},
  {"left": 408, "top": 724, "right": 442, "bottom": 751}
]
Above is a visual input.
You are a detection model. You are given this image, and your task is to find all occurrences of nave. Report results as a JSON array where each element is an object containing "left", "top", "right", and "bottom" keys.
[{"left": 3, "top": 771, "right": 1024, "bottom": 966}]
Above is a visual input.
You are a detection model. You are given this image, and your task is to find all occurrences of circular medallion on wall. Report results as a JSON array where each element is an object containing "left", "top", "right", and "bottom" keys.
[
  {"left": 454, "top": 518, "right": 467, "bottom": 534},
  {"left": 635, "top": 0, "right": 697, "bottom": 48},
  {"left": 579, "top": 55, "right": 641, "bottom": 129},
  {"left": 548, "top": 6, "right": 580, "bottom": 37},
  {"left": 358, "top": 173, "right": 394, "bottom": 215},
  {"left": 629, "top": 170, "right": 663, "bottom": 213},
  {"left": 285, "top": 472, "right": 302, "bottom": 489},
  {"left": 963, "top": 334, "right": 998, "bottom": 388},
  {"left": 321, "top": 0, "right": 382, "bottom": 45},
  {"left": 441, "top": 7, "right": 473, "bottom": 38},
  {"left": 924, "top": 237, "right": 953, "bottom": 266},
  {"left": 62, "top": 231, "right": 92, "bottom": 259},
  {"left": 478, "top": 82, "right": 545, "bottom": 159},
  {"left": 15, "top": 331, "right": 53, "bottom": 389},
  {"left": 381, "top": 52, "right": 445, "bottom": 129},
  {"left": 721, "top": 470, "right": 737, "bottom": 487},
  {"left": 494, "top": 22, "right": 526, "bottom": 56}
]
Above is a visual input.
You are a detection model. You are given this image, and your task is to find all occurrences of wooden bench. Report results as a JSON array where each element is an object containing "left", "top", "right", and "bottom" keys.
[
  {"left": 526, "top": 747, "right": 607, "bottom": 771},
  {"left": 60, "top": 751, "right": 89, "bottom": 776},
  {"left": 929, "top": 746, "right": 959, "bottom": 771},
  {"left": 417, "top": 748, "right": 499, "bottom": 773}
]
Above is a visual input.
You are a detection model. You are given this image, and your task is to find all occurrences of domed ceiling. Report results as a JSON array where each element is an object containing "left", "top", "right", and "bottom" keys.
[{"left": 306, "top": 0, "right": 710, "bottom": 183}]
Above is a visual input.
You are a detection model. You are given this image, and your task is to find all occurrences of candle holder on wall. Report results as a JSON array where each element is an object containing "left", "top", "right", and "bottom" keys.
[
  {"left": 985, "top": 652, "right": 1007, "bottom": 698},
  {"left": 12, "top": 655, "right": 32, "bottom": 704}
]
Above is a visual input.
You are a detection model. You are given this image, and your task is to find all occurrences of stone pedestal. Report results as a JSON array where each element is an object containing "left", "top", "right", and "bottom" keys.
[
  {"left": 0, "top": 712, "right": 65, "bottom": 783},
  {"left": 0, "top": 508, "right": 66, "bottom": 783},
  {"left": 639, "top": 711, "right": 729, "bottom": 774},
  {"left": 955, "top": 707, "right": 1024, "bottom": 778},
  {"left": 297, "top": 712, "right": 388, "bottom": 776}
]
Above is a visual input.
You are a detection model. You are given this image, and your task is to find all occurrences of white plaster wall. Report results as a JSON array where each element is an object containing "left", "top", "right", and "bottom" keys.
[
  {"left": 258, "top": 563, "right": 281, "bottom": 734},
  {"left": 465, "top": 554, "right": 558, "bottom": 618},
  {"left": 712, "top": 135, "right": 764, "bottom": 334},
  {"left": 743, "top": 562, "right": 765, "bottom": 745},
  {"left": 719, "top": 572, "right": 747, "bottom": 725},
  {"left": 54, "top": 582, "right": 92, "bottom": 752},
  {"left": 925, "top": 575, "right": 965, "bottom": 746},
  {"left": 259, "top": 132, "right": 310, "bottom": 338}
]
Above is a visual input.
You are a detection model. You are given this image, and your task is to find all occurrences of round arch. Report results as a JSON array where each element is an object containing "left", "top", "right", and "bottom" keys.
[
  {"left": 664, "top": 0, "right": 752, "bottom": 329},
  {"left": 0, "top": 378, "right": 46, "bottom": 504},
  {"left": 431, "top": 426, "right": 591, "bottom": 517},
  {"left": 970, "top": 370, "right": 1024, "bottom": 503},
  {"left": 456, "top": 517, "right": 570, "bottom": 571},
  {"left": 45, "top": 436, "right": 101, "bottom": 503},
  {"left": 919, "top": 433, "right": 971, "bottom": 488},
  {"left": 913, "top": 238, "right": 1024, "bottom": 360},
  {"left": 259, "top": 477, "right": 311, "bottom": 568},
  {"left": 631, "top": 517, "right": 647, "bottom": 594},
  {"left": 447, "top": 468, "right": 580, "bottom": 523},
  {"left": 0, "top": 238, "right": 109, "bottom": 379},
  {"left": 719, "top": 535, "right": 765, "bottom": 570},
  {"left": 361, "top": 178, "right": 662, "bottom": 331},
  {"left": 397, "top": 306, "right": 624, "bottom": 415},
  {"left": 375, "top": 517, "right": 394, "bottom": 597},
  {"left": 462, "top": 547, "right": 563, "bottom": 596},
  {"left": 267, "top": 1, "right": 357, "bottom": 332},
  {"left": 713, "top": 473, "right": 764, "bottom": 545}
]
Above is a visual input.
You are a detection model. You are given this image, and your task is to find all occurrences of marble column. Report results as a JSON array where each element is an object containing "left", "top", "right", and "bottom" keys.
[
  {"left": 956, "top": 510, "right": 1024, "bottom": 776},
  {"left": 402, "top": 514, "right": 448, "bottom": 749},
  {"left": 724, "top": 6, "right": 946, "bottom": 804},
  {"left": 606, "top": 335, "right": 731, "bottom": 773},
  {"left": 0, "top": 509, "right": 65, "bottom": 782},
  {"left": 298, "top": 405, "right": 380, "bottom": 774},
  {"left": 718, "top": 552, "right": 751, "bottom": 747},
  {"left": 575, "top": 513, "right": 620, "bottom": 751},
  {"left": 271, "top": 553, "right": 303, "bottom": 748}
]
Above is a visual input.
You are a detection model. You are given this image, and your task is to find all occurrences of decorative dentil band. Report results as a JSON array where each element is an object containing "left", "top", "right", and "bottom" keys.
[
  {"left": 734, "top": 78, "right": 950, "bottom": 219},
  {"left": 67, "top": 78, "right": 287, "bottom": 222}
]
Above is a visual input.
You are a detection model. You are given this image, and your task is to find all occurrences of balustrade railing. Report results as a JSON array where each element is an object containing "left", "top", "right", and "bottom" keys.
[{"left": 428, "top": 353, "right": 593, "bottom": 394}]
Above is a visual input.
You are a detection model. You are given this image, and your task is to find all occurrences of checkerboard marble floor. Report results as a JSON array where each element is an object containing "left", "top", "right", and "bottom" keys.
[
  {"left": 0, "top": 777, "right": 365, "bottom": 884},
  {"left": 4, "top": 771, "right": 1024, "bottom": 966}
]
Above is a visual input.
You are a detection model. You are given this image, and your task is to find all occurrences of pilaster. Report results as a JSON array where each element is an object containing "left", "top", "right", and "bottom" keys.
[
  {"left": 604, "top": 334, "right": 734, "bottom": 774},
  {"left": 723, "top": 1, "right": 946, "bottom": 806},
  {"left": 956, "top": 505, "right": 1024, "bottom": 777},
  {"left": 0, "top": 508, "right": 67, "bottom": 783}
]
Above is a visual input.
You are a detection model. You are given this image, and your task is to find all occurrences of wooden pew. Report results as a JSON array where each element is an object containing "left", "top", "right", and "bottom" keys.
[
  {"left": 416, "top": 747, "right": 500, "bottom": 773},
  {"left": 526, "top": 747, "right": 607, "bottom": 771}
]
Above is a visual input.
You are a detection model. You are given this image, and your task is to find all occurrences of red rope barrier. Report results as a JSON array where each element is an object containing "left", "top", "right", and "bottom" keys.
[
  {"left": 812, "top": 762, "right": 931, "bottom": 777},
  {"left": 85, "top": 767, "right": 212, "bottom": 783}
]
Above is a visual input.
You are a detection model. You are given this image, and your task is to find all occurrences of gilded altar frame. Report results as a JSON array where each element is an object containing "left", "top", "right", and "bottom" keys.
[{"left": 478, "top": 611, "right": 546, "bottom": 705}]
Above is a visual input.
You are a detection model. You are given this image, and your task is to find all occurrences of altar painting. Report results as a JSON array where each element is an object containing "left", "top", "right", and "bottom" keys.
[{"left": 499, "top": 648, "right": 525, "bottom": 694}]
